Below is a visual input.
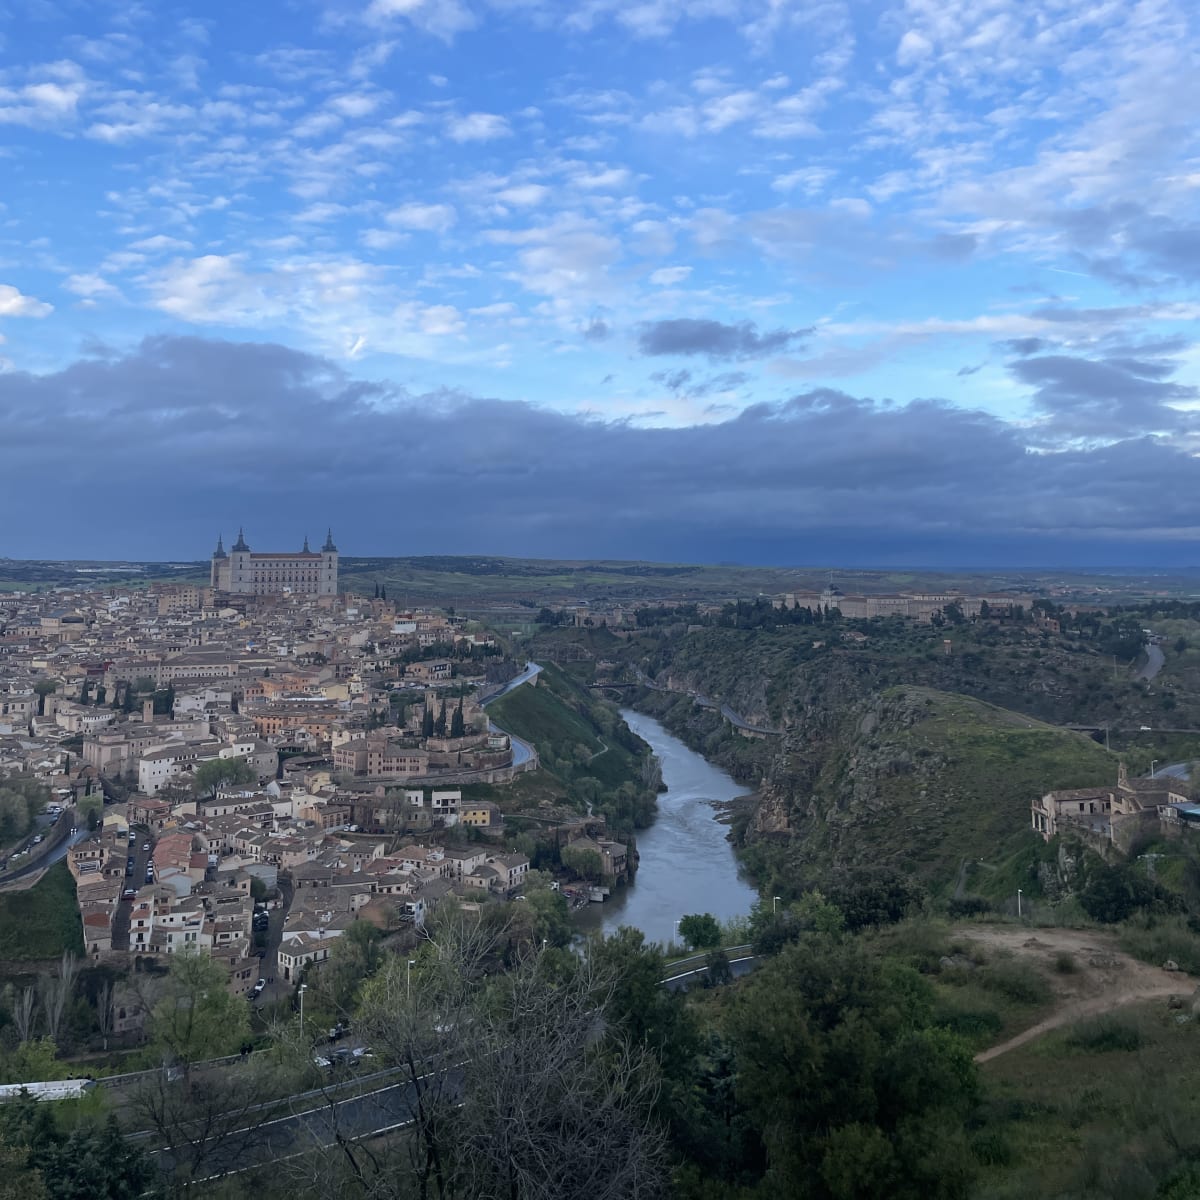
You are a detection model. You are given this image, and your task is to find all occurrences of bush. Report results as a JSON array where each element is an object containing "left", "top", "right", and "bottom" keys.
[
  {"left": 1055, "top": 951, "right": 1079, "bottom": 974},
  {"left": 1064, "top": 1014, "right": 1143, "bottom": 1053},
  {"left": 977, "top": 960, "right": 1052, "bottom": 1006},
  {"left": 1119, "top": 914, "right": 1200, "bottom": 975},
  {"left": 946, "top": 896, "right": 992, "bottom": 918},
  {"left": 935, "top": 1007, "right": 1003, "bottom": 1041}
]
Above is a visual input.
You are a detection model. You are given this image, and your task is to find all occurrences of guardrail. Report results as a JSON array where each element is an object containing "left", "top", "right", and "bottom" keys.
[{"left": 660, "top": 944, "right": 752, "bottom": 979}]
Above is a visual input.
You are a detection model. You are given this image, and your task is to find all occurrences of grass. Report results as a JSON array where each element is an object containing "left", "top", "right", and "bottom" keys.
[
  {"left": 0, "top": 862, "right": 84, "bottom": 960},
  {"left": 975, "top": 1002, "right": 1200, "bottom": 1200},
  {"left": 1118, "top": 913, "right": 1200, "bottom": 974}
]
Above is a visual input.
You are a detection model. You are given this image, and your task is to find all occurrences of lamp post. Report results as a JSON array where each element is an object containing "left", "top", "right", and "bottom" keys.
[
  {"left": 1151, "top": 760, "right": 1158, "bottom": 778},
  {"left": 407, "top": 958, "right": 415, "bottom": 1001},
  {"left": 773, "top": 895, "right": 781, "bottom": 915},
  {"left": 298, "top": 983, "right": 307, "bottom": 1033},
  {"left": 674, "top": 919, "right": 681, "bottom": 948},
  {"left": 1017, "top": 889, "right": 1023, "bottom": 919}
]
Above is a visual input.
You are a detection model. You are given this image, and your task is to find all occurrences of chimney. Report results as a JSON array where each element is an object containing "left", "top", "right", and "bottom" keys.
[{"left": 143, "top": 699, "right": 155, "bottom": 723}]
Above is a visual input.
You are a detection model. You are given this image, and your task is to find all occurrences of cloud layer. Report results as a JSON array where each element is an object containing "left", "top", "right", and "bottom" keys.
[{"left": 1, "top": 336, "right": 1198, "bottom": 564}]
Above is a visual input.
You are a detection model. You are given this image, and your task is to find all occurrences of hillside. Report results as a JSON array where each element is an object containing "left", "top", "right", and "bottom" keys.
[
  {"left": 744, "top": 686, "right": 1119, "bottom": 895},
  {"left": 487, "top": 663, "right": 659, "bottom": 834}
]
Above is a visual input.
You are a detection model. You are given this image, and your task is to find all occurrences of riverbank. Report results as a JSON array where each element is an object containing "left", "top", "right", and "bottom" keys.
[{"left": 572, "top": 710, "right": 758, "bottom": 947}]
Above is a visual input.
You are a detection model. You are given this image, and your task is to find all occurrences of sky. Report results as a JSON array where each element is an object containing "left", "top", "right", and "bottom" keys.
[{"left": 1, "top": 0, "right": 1199, "bottom": 566}]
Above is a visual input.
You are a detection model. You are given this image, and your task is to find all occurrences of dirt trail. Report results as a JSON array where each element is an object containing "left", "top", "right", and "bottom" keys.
[{"left": 955, "top": 925, "right": 1193, "bottom": 1063}]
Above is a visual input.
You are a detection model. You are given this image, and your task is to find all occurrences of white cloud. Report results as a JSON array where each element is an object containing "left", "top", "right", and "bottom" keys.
[
  {"left": 64, "top": 273, "right": 120, "bottom": 299},
  {"left": 445, "top": 112, "right": 512, "bottom": 142},
  {"left": 328, "top": 91, "right": 385, "bottom": 118},
  {"left": 0, "top": 284, "right": 53, "bottom": 317},
  {"left": 497, "top": 183, "right": 550, "bottom": 207},
  {"left": 365, "top": 0, "right": 477, "bottom": 40},
  {"left": 386, "top": 202, "right": 457, "bottom": 232},
  {"left": 649, "top": 266, "right": 692, "bottom": 286},
  {"left": 896, "top": 30, "right": 932, "bottom": 66}
]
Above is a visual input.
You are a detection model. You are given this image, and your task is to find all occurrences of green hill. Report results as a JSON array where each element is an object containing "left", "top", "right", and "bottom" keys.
[
  {"left": 488, "top": 664, "right": 659, "bottom": 833},
  {"left": 745, "top": 685, "right": 1119, "bottom": 895}
]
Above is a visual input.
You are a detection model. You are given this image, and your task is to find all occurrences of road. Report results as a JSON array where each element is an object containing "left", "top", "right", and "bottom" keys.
[
  {"left": 1137, "top": 642, "right": 1165, "bottom": 681},
  {"left": 112, "top": 827, "right": 157, "bottom": 951},
  {"left": 0, "top": 809, "right": 88, "bottom": 890},
  {"left": 151, "top": 1064, "right": 465, "bottom": 1179},
  {"left": 480, "top": 661, "right": 542, "bottom": 706}
]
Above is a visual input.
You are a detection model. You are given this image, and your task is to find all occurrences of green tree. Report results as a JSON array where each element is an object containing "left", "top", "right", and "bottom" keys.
[
  {"left": 422, "top": 704, "right": 435, "bottom": 739},
  {"left": 434, "top": 699, "right": 448, "bottom": 737},
  {"left": 148, "top": 948, "right": 249, "bottom": 1069},
  {"left": 727, "top": 938, "right": 978, "bottom": 1199},
  {"left": 191, "top": 756, "right": 255, "bottom": 799},
  {"left": 560, "top": 846, "right": 603, "bottom": 882},
  {"left": 450, "top": 697, "right": 465, "bottom": 739},
  {"left": 679, "top": 913, "right": 723, "bottom": 950}
]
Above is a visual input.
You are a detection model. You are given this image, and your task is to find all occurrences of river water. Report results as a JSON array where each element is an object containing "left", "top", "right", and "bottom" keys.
[{"left": 573, "top": 709, "right": 760, "bottom": 947}]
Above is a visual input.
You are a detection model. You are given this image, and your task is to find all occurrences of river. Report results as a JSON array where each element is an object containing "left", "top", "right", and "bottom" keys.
[{"left": 573, "top": 709, "right": 760, "bottom": 947}]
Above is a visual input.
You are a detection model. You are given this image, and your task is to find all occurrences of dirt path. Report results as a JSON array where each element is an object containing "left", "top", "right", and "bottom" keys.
[{"left": 955, "top": 925, "right": 1192, "bottom": 1063}]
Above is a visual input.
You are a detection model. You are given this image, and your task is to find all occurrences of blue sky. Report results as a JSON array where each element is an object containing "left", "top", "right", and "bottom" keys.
[{"left": 2, "top": 0, "right": 1200, "bottom": 564}]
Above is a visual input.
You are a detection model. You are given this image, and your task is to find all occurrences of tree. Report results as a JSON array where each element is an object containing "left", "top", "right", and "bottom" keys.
[
  {"left": 422, "top": 704, "right": 435, "bottom": 739},
  {"left": 310, "top": 916, "right": 668, "bottom": 1200},
  {"left": 561, "top": 846, "right": 603, "bottom": 882},
  {"left": 678, "top": 913, "right": 722, "bottom": 950},
  {"left": 434, "top": 699, "right": 448, "bottom": 738},
  {"left": 192, "top": 756, "right": 255, "bottom": 799},
  {"left": 38, "top": 952, "right": 80, "bottom": 1045},
  {"left": 1175, "top": 636, "right": 1188, "bottom": 656},
  {"left": 450, "top": 697, "right": 465, "bottom": 739},
  {"left": 727, "top": 938, "right": 978, "bottom": 1199},
  {"left": 147, "top": 947, "right": 249, "bottom": 1069}
]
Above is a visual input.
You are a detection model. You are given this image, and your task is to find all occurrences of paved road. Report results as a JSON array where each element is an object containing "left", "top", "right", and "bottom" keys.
[
  {"left": 0, "top": 809, "right": 87, "bottom": 889},
  {"left": 152, "top": 1065, "right": 464, "bottom": 1179},
  {"left": 1137, "top": 642, "right": 1165, "bottom": 681},
  {"left": 1152, "top": 761, "right": 1194, "bottom": 781},
  {"left": 480, "top": 661, "right": 542, "bottom": 706}
]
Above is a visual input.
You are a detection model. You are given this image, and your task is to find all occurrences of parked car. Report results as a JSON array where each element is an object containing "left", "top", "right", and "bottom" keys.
[
  {"left": 122, "top": 888, "right": 136, "bottom": 900},
  {"left": 31, "top": 835, "right": 43, "bottom": 845},
  {"left": 142, "top": 842, "right": 151, "bottom": 851}
]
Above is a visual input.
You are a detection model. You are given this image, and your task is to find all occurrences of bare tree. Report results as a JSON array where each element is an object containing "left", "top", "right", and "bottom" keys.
[
  {"left": 39, "top": 951, "right": 80, "bottom": 1044},
  {"left": 292, "top": 910, "right": 668, "bottom": 1200},
  {"left": 12, "top": 985, "right": 36, "bottom": 1043},
  {"left": 96, "top": 978, "right": 115, "bottom": 1051}
]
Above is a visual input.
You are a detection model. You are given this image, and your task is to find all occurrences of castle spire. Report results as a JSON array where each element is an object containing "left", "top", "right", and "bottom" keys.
[
  {"left": 232, "top": 527, "right": 249, "bottom": 552},
  {"left": 303, "top": 534, "right": 310, "bottom": 553},
  {"left": 213, "top": 534, "right": 227, "bottom": 559},
  {"left": 322, "top": 528, "right": 337, "bottom": 553}
]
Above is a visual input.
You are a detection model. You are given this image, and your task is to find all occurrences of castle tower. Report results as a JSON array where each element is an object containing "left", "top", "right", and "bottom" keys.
[
  {"left": 210, "top": 534, "right": 228, "bottom": 589},
  {"left": 320, "top": 528, "right": 339, "bottom": 596}
]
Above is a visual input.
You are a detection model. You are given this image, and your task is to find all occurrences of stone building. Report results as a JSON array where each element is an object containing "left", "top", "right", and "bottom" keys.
[{"left": 211, "top": 529, "right": 338, "bottom": 597}]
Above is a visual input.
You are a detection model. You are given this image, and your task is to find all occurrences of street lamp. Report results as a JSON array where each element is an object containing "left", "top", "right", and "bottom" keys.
[
  {"left": 1017, "top": 889, "right": 1023, "bottom": 919},
  {"left": 407, "top": 958, "right": 416, "bottom": 1001},
  {"left": 298, "top": 983, "right": 307, "bottom": 1033},
  {"left": 1151, "top": 760, "right": 1158, "bottom": 778},
  {"left": 673, "top": 919, "right": 681, "bottom": 948},
  {"left": 773, "top": 895, "right": 781, "bottom": 915}
]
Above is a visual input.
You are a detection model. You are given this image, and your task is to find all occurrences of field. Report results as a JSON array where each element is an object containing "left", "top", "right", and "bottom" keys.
[
  {"left": 6, "top": 554, "right": 1200, "bottom": 606},
  {"left": 0, "top": 861, "right": 84, "bottom": 960}
]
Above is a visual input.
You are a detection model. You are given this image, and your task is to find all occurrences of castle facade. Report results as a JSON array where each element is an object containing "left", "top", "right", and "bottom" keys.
[{"left": 210, "top": 530, "right": 338, "bottom": 597}]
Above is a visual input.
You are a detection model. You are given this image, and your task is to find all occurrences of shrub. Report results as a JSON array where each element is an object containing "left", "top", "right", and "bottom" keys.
[
  {"left": 946, "top": 896, "right": 992, "bottom": 919},
  {"left": 935, "top": 1007, "right": 1003, "bottom": 1041},
  {"left": 1064, "top": 1014, "right": 1143, "bottom": 1053},
  {"left": 1054, "top": 951, "right": 1078, "bottom": 974},
  {"left": 977, "top": 960, "right": 1052, "bottom": 1006}
]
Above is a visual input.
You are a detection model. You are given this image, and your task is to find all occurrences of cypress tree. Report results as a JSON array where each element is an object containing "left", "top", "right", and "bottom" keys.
[
  {"left": 450, "top": 696, "right": 465, "bottom": 739},
  {"left": 434, "top": 699, "right": 447, "bottom": 737}
]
